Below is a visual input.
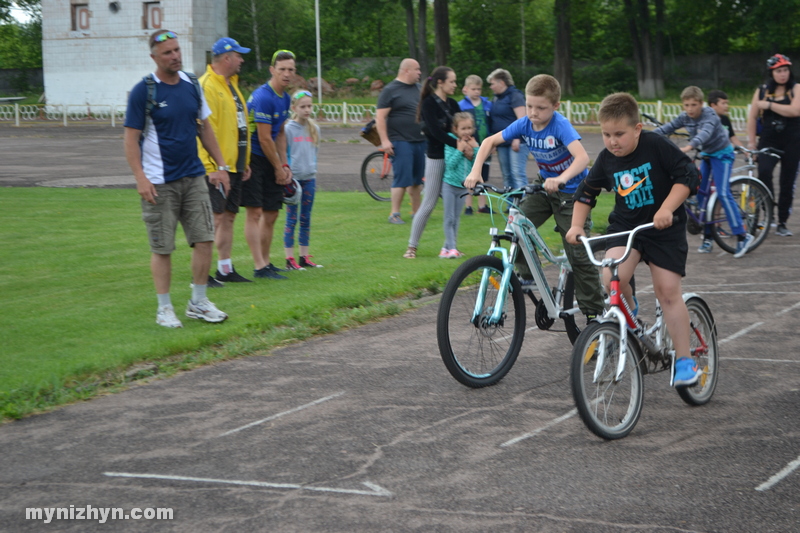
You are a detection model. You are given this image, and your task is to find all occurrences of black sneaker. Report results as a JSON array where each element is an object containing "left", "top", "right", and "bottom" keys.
[
  {"left": 207, "top": 275, "right": 224, "bottom": 288},
  {"left": 268, "top": 263, "right": 289, "bottom": 273},
  {"left": 215, "top": 268, "right": 252, "bottom": 283},
  {"left": 254, "top": 266, "right": 288, "bottom": 280},
  {"left": 586, "top": 314, "right": 598, "bottom": 326}
]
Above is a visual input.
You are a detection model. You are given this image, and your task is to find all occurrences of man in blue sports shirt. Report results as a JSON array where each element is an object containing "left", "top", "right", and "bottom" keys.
[
  {"left": 240, "top": 50, "right": 296, "bottom": 280},
  {"left": 124, "top": 29, "right": 231, "bottom": 328}
]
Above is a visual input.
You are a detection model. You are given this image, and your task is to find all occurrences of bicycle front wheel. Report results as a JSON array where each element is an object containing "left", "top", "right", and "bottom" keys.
[
  {"left": 674, "top": 296, "right": 719, "bottom": 406},
  {"left": 570, "top": 322, "right": 644, "bottom": 440},
  {"left": 437, "top": 255, "right": 526, "bottom": 388},
  {"left": 711, "top": 177, "right": 773, "bottom": 254},
  {"left": 360, "top": 151, "right": 392, "bottom": 202}
]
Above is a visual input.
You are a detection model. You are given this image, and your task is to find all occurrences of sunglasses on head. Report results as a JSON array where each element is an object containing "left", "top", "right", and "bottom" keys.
[
  {"left": 293, "top": 90, "right": 312, "bottom": 100},
  {"left": 153, "top": 31, "right": 177, "bottom": 43},
  {"left": 271, "top": 49, "right": 295, "bottom": 65}
]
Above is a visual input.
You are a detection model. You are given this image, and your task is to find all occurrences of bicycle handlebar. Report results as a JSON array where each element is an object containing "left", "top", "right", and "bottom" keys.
[
  {"left": 466, "top": 182, "right": 563, "bottom": 197},
  {"left": 578, "top": 216, "right": 680, "bottom": 268},
  {"left": 734, "top": 145, "right": 783, "bottom": 158}
]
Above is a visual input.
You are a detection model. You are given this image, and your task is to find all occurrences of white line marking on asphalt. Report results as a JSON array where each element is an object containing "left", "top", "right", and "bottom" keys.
[
  {"left": 103, "top": 472, "right": 392, "bottom": 497},
  {"left": 722, "top": 357, "right": 800, "bottom": 363},
  {"left": 500, "top": 408, "right": 578, "bottom": 447},
  {"left": 776, "top": 301, "right": 800, "bottom": 316},
  {"left": 218, "top": 391, "right": 345, "bottom": 437},
  {"left": 719, "top": 322, "right": 764, "bottom": 344},
  {"left": 688, "top": 291, "right": 800, "bottom": 295},
  {"left": 755, "top": 455, "right": 800, "bottom": 491},
  {"left": 684, "top": 280, "right": 800, "bottom": 288}
]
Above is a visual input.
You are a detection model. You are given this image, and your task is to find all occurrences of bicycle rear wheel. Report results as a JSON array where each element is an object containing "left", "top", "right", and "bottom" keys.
[
  {"left": 437, "top": 255, "right": 526, "bottom": 388},
  {"left": 570, "top": 321, "right": 644, "bottom": 440},
  {"left": 360, "top": 151, "right": 392, "bottom": 202},
  {"left": 711, "top": 177, "right": 772, "bottom": 254},
  {"left": 674, "top": 296, "right": 719, "bottom": 406}
]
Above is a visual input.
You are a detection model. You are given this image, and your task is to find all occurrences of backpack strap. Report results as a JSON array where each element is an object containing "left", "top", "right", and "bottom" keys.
[
  {"left": 141, "top": 72, "right": 204, "bottom": 141},
  {"left": 184, "top": 71, "right": 204, "bottom": 135},
  {"left": 141, "top": 73, "right": 157, "bottom": 141}
]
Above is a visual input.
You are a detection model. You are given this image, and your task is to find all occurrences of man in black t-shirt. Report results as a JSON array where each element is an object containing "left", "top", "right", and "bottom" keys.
[
  {"left": 708, "top": 90, "right": 743, "bottom": 148},
  {"left": 566, "top": 92, "right": 703, "bottom": 387}
]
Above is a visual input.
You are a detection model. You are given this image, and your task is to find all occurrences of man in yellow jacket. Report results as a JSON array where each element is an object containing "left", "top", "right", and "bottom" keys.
[{"left": 197, "top": 37, "right": 253, "bottom": 285}]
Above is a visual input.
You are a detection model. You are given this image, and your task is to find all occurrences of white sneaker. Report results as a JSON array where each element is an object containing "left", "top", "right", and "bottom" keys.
[
  {"left": 186, "top": 298, "right": 228, "bottom": 323},
  {"left": 156, "top": 305, "right": 183, "bottom": 328}
]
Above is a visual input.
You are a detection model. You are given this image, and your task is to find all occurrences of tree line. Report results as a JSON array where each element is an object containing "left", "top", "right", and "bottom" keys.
[
  {"left": 230, "top": 0, "right": 800, "bottom": 98},
  {"left": 3, "top": 1, "right": 800, "bottom": 98}
]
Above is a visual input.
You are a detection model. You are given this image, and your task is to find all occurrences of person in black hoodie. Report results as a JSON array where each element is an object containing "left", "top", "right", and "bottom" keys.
[{"left": 403, "top": 67, "right": 470, "bottom": 258}]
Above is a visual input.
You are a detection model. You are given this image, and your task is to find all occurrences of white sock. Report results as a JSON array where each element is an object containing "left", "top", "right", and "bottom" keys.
[
  {"left": 218, "top": 258, "right": 232, "bottom": 274},
  {"left": 157, "top": 293, "right": 172, "bottom": 308},
  {"left": 191, "top": 284, "right": 207, "bottom": 303}
]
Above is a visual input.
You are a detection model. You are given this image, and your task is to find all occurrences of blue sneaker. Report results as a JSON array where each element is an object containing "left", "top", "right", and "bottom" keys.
[
  {"left": 673, "top": 357, "right": 701, "bottom": 386},
  {"left": 697, "top": 239, "right": 713, "bottom": 253},
  {"left": 733, "top": 233, "right": 755, "bottom": 258}
]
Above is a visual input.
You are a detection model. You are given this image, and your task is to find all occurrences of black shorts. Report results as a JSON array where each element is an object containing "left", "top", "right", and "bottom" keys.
[
  {"left": 207, "top": 172, "right": 243, "bottom": 214},
  {"left": 240, "top": 154, "right": 284, "bottom": 211},
  {"left": 606, "top": 224, "right": 688, "bottom": 277}
]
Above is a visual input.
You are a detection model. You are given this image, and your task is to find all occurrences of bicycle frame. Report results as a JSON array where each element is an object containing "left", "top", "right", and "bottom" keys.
[
  {"left": 473, "top": 185, "right": 576, "bottom": 326},
  {"left": 579, "top": 223, "right": 712, "bottom": 384}
]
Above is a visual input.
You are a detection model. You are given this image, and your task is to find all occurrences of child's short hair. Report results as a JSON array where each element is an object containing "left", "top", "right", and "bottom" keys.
[
  {"left": 464, "top": 74, "right": 482, "bottom": 87},
  {"left": 680, "top": 85, "right": 704, "bottom": 102},
  {"left": 487, "top": 69, "right": 514, "bottom": 87},
  {"left": 525, "top": 74, "right": 561, "bottom": 105},
  {"left": 707, "top": 89, "right": 728, "bottom": 105},
  {"left": 452, "top": 111, "right": 474, "bottom": 129},
  {"left": 597, "top": 93, "right": 640, "bottom": 127}
]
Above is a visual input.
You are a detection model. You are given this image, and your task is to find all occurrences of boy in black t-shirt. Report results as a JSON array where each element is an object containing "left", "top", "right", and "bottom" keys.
[
  {"left": 565, "top": 93, "right": 702, "bottom": 386},
  {"left": 708, "top": 89, "right": 743, "bottom": 148}
]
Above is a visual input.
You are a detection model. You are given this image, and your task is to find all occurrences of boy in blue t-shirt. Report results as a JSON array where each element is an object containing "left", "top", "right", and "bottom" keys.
[
  {"left": 459, "top": 74, "right": 492, "bottom": 214},
  {"left": 464, "top": 74, "right": 605, "bottom": 321}
]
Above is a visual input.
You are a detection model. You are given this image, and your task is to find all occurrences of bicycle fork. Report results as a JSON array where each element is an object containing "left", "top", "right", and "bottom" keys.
[{"left": 472, "top": 244, "right": 517, "bottom": 326}]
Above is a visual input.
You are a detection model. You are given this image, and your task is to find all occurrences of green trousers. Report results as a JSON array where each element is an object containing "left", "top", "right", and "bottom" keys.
[{"left": 514, "top": 189, "right": 605, "bottom": 316}]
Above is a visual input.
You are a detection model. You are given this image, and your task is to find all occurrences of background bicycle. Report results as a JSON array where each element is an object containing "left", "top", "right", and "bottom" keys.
[
  {"left": 437, "top": 183, "right": 584, "bottom": 389},
  {"left": 643, "top": 113, "right": 774, "bottom": 254},
  {"left": 359, "top": 119, "right": 392, "bottom": 202},
  {"left": 360, "top": 149, "right": 392, "bottom": 201}
]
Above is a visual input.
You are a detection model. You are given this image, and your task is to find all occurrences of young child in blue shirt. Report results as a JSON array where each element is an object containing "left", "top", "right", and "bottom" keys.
[
  {"left": 459, "top": 74, "right": 492, "bottom": 215},
  {"left": 464, "top": 74, "right": 605, "bottom": 322},
  {"left": 654, "top": 86, "right": 754, "bottom": 257}
]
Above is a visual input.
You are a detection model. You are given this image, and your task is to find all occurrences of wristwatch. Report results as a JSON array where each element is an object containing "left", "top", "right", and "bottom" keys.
[{"left": 217, "top": 165, "right": 231, "bottom": 172}]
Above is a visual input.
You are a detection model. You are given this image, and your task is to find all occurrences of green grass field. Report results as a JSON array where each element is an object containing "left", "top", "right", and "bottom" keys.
[{"left": 0, "top": 187, "right": 612, "bottom": 420}]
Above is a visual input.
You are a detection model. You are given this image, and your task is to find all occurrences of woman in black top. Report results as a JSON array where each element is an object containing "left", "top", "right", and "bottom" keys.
[
  {"left": 404, "top": 66, "right": 467, "bottom": 258},
  {"left": 746, "top": 54, "right": 800, "bottom": 236}
]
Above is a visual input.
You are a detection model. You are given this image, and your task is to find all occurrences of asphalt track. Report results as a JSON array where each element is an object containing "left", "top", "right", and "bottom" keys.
[{"left": 1, "top": 124, "right": 799, "bottom": 532}]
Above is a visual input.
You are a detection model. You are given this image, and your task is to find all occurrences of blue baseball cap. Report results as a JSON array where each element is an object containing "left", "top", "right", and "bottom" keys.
[{"left": 212, "top": 37, "right": 251, "bottom": 56}]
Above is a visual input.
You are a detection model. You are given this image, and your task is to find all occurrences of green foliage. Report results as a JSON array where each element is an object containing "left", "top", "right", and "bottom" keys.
[
  {"left": 449, "top": 0, "right": 554, "bottom": 86},
  {"left": 573, "top": 58, "right": 638, "bottom": 99},
  {"left": 0, "top": 18, "right": 41, "bottom": 70},
  {"left": 0, "top": 185, "right": 612, "bottom": 419}
]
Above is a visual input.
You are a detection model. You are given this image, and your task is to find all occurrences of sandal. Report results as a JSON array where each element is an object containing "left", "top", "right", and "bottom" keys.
[{"left": 403, "top": 246, "right": 417, "bottom": 259}]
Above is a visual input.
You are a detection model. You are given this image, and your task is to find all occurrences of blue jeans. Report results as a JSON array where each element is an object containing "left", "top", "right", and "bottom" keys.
[
  {"left": 496, "top": 144, "right": 529, "bottom": 189},
  {"left": 699, "top": 152, "right": 744, "bottom": 237}
]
